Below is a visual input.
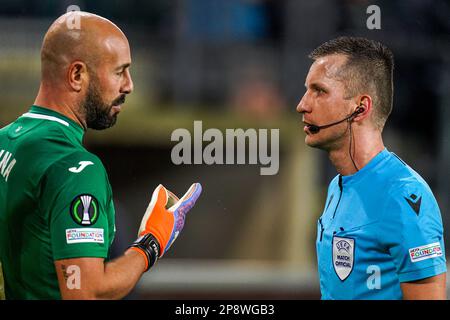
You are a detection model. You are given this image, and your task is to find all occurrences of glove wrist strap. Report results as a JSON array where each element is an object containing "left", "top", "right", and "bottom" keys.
[{"left": 129, "top": 233, "right": 161, "bottom": 272}]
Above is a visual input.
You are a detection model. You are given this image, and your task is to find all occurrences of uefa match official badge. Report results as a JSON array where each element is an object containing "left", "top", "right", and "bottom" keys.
[{"left": 333, "top": 236, "right": 355, "bottom": 281}]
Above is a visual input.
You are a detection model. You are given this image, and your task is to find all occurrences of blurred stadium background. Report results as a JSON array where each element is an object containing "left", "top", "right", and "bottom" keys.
[{"left": 0, "top": 0, "right": 449, "bottom": 299}]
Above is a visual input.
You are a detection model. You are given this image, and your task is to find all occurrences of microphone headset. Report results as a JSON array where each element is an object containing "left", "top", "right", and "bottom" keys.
[
  {"left": 306, "top": 104, "right": 365, "bottom": 171},
  {"left": 306, "top": 106, "right": 365, "bottom": 134}
]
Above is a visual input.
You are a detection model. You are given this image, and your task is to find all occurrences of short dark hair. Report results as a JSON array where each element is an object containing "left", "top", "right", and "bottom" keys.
[{"left": 309, "top": 36, "right": 394, "bottom": 130}]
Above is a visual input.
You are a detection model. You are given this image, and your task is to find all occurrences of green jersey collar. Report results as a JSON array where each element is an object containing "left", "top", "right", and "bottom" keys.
[{"left": 25, "top": 105, "right": 85, "bottom": 137}]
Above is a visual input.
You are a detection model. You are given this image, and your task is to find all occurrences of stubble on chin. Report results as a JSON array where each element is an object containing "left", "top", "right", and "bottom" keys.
[{"left": 305, "top": 128, "right": 348, "bottom": 152}]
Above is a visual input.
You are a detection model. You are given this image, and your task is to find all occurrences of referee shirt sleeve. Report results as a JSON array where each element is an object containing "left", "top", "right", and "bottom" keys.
[
  {"left": 40, "top": 151, "right": 113, "bottom": 261},
  {"left": 381, "top": 182, "right": 446, "bottom": 283}
]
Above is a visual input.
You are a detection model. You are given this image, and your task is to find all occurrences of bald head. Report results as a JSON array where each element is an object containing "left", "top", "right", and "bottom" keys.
[
  {"left": 41, "top": 11, "right": 129, "bottom": 83},
  {"left": 36, "top": 11, "right": 133, "bottom": 130}
]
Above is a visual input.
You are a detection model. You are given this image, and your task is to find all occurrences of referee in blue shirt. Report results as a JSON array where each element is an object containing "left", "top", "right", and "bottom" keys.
[{"left": 297, "top": 37, "right": 446, "bottom": 299}]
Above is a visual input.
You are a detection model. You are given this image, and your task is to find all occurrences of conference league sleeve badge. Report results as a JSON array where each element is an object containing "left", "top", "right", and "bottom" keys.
[
  {"left": 70, "top": 194, "right": 100, "bottom": 226},
  {"left": 333, "top": 236, "right": 355, "bottom": 281}
]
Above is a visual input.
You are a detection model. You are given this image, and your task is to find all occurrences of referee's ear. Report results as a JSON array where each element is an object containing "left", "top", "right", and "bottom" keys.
[
  {"left": 353, "top": 95, "right": 372, "bottom": 121},
  {"left": 67, "top": 61, "right": 87, "bottom": 92}
]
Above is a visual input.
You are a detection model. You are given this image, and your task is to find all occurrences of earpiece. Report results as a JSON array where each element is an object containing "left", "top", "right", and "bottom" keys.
[
  {"left": 307, "top": 104, "right": 365, "bottom": 134},
  {"left": 356, "top": 104, "right": 365, "bottom": 113},
  {"left": 345, "top": 105, "right": 364, "bottom": 123}
]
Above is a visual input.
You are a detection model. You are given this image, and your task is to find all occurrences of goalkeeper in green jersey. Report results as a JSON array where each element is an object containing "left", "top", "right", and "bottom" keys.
[{"left": 0, "top": 11, "right": 202, "bottom": 300}]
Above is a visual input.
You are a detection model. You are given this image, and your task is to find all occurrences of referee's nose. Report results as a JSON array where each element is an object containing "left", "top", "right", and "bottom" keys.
[{"left": 296, "top": 91, "right": 311, "bottom": 114}]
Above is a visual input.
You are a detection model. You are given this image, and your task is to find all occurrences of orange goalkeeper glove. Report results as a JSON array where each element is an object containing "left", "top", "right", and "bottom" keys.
[{"left": 129, "top": 183, "right": 202, "bottom": 271}]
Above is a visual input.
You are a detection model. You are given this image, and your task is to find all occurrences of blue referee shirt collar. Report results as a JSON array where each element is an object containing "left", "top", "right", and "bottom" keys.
[{"left": 340, "top": 148, "right": 390, "bottom": 185}]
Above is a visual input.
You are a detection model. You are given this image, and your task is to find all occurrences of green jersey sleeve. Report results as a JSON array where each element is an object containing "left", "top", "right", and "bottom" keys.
[{"left": 40, "top": 151, "right": 116, "bottom": 261}]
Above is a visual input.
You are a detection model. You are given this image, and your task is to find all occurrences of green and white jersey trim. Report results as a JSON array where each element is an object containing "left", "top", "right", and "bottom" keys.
[{"left": 21, "top": 112, "right": 70, "bottom": 127}]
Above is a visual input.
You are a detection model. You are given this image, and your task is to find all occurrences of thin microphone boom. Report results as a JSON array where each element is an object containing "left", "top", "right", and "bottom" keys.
[{"left": 307, "top": 107, "right": 364, "bottom": 134}]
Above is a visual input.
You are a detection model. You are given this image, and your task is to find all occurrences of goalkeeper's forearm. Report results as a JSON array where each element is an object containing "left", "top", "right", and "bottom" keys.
[
  {"left": 96, "top": 248, "right": 149, "bottom": 299},
  {"left": 55, "top": 248, "right": 148, "bottom": 300}
]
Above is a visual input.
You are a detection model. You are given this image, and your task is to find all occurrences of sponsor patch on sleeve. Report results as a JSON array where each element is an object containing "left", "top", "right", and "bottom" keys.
[
  {"left": 66, "top": 228, "right": 104, "bottom": 244},
  {"left": 409, "top": 242, "right": 442, "bottom": 262}
]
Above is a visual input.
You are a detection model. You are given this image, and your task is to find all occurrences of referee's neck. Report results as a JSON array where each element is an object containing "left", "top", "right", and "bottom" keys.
[{"left": 328, "top": 130, "right": 384, "bottom": 176}]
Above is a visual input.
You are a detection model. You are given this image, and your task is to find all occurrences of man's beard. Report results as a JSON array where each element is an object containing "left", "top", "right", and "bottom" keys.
[{"left": 82, "top": 81, "right": 126, "bottom": 130}]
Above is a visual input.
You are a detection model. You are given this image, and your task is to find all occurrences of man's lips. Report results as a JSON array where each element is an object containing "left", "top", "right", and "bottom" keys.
[
  {"left": 302, "top": 120, "right": 313, "bottom": 133},
  {"left": 111, "top": 105, "right": 122, "bottom": 113},
  {"left": 111, "top": 95, "right": 126, "bottom": 113}
]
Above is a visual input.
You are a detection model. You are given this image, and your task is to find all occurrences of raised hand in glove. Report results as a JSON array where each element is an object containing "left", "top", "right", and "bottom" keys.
[{"left": 129, "top": 183, "right": 202, "bottom": 271}]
